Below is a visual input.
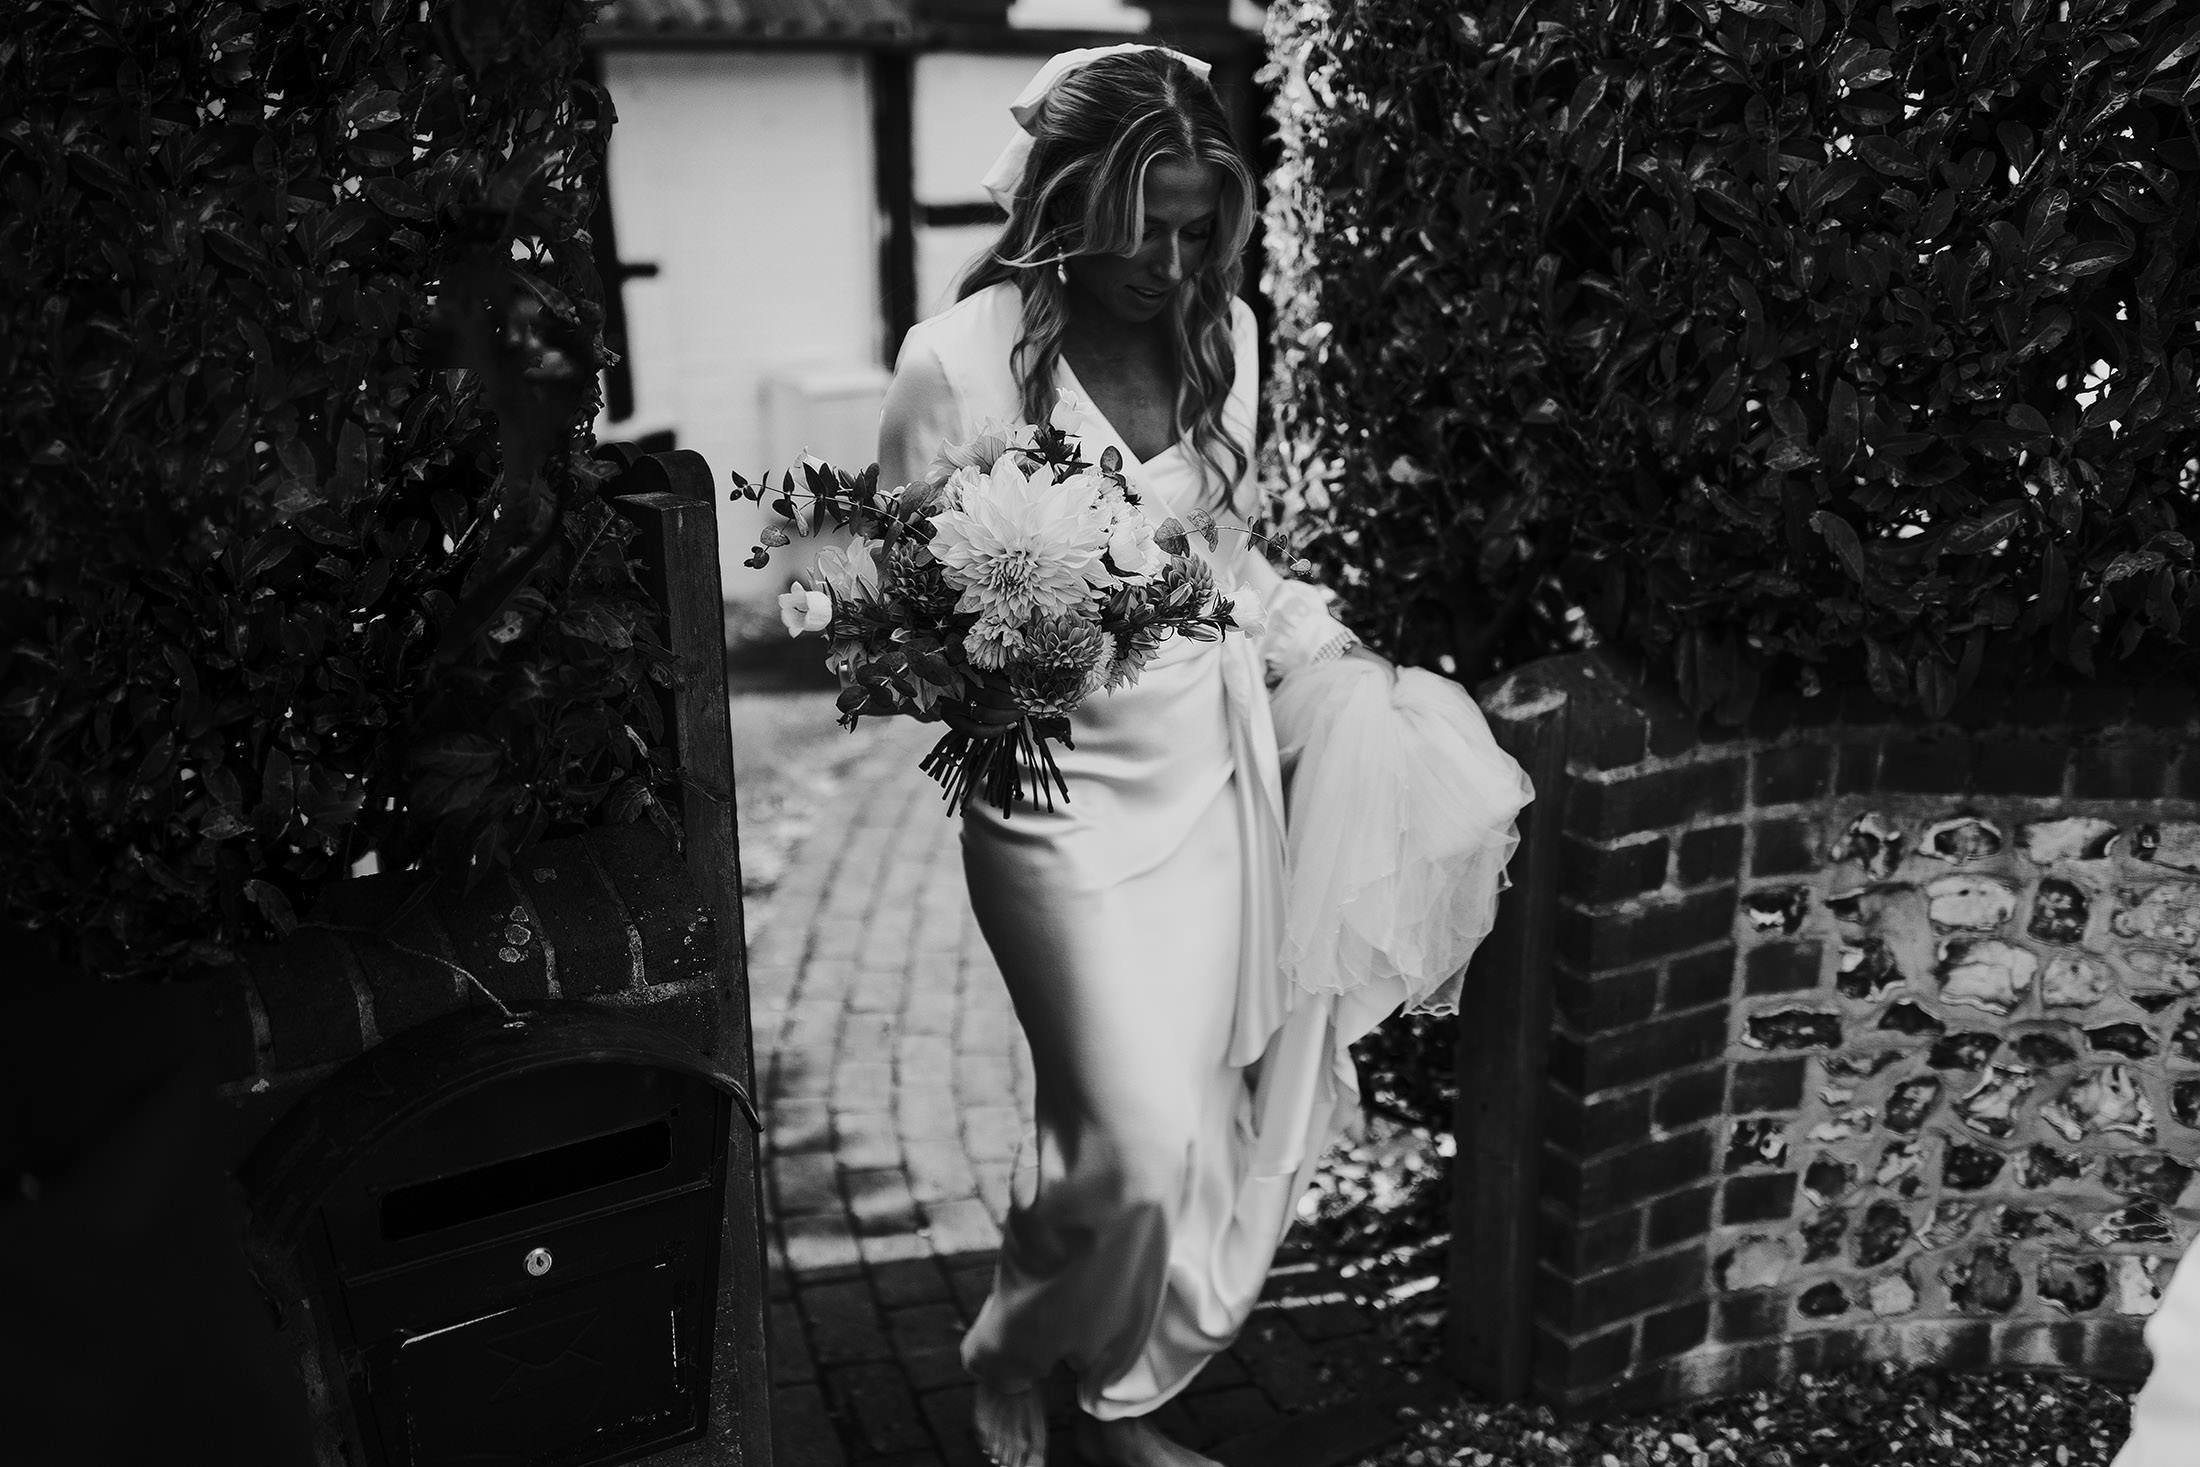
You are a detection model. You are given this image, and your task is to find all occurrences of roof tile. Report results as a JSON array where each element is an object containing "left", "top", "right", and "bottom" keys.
[{"left": 591, "top": 0, "right": 919, "bottom": 39}]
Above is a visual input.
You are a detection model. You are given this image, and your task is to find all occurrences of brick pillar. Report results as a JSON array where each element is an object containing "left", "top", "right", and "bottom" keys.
[{"left": 1510, "top": 659, "right": 1747, "bottom": 1410}]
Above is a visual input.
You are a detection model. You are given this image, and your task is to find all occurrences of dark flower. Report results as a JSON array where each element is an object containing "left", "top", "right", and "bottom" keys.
[
  {"left": 883, "top": 541, "right": 958, "bottom": 616},
  {"left": 1006, "top": 612, "right": 1109, "bottom": 716},
  {"left": 1107, "top": 625, "right": 1171, "bottom": 691},
  {"left": 1153, "top": 553, "right": 1216, "bottom": 613}
]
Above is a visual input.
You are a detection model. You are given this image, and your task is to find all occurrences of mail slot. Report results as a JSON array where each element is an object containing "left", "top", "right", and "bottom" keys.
[
  {"left": 244, "top": 1004, "right": 755, "bottom": 1467},
  {"left": 377, "top": 1118, "right": 673, "bottom": 1242}
]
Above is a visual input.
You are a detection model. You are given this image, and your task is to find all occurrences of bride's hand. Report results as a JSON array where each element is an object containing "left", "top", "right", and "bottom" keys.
[{"left": 939, "top": 692, "right": 1023, "bottom": 739}]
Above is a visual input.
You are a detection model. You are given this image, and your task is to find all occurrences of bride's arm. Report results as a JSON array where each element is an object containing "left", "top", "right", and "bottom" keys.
[
  {"left": 877, "top": 330, "right": 960, "bottom": 495},
  {"left": 1222, "top": 508, "right": 1371, "bottom": 681}
]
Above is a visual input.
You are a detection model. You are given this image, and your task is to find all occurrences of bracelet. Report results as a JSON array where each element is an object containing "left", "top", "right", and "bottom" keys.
[{"left": 1308, "top": 630, "right": 1360, "bottom": 666}]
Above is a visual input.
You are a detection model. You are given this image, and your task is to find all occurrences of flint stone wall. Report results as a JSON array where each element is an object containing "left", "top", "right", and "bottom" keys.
[{"left": 1457, "top": 650, "right": 2200, "bottom": 1414}]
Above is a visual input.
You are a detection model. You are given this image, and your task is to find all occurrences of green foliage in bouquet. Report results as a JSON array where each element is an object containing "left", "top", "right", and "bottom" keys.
[
  {"left": 1264, "top": 0, "right": 2200, "bottom": 720},
  {"left": 1, "top": 0, "right": 677, "bottom": 980}
]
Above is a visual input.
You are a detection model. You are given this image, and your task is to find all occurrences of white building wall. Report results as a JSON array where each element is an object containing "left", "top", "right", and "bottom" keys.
[
  {"left": 911, "top": 53, "right": 1045, "bottom": 317},
  {"left": 594, "top": 49, "right": 882, "bottom": 604},
  {"left": 915, "top": 223, "right": 998, "bottom": 322}
]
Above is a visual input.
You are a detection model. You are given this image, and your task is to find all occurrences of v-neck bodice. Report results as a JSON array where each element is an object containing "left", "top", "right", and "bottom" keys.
[
  {"left": 882, "top": 281, "right": 1260, "bottom": 538},
  {"left": 1054, "top": 354, "right": 1189, "bottom": 474}
]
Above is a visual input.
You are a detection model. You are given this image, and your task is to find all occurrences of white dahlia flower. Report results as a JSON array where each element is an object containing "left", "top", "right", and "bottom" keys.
[{"left": 926, "top": 455, "right": 1109, "bottom": 624}]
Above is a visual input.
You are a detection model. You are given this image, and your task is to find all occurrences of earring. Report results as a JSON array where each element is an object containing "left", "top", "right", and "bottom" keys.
[{"left": 1055, "top": 259, "right": 1068, "bottom": 286}]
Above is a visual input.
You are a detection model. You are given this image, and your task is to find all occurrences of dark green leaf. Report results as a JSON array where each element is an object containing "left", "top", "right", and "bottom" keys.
[
  {"left": 1864, "top": 638, "right": 1909, "bottom": 705},
  {"left": 2103, "top": 549, "right": 2169, "bottom": 583},
  {"left": 1917, "top": 190, "right": 1958, "bottom": 241},
  {"left": 1856, "top": 136, "right": 1924, "bottom": 178},
  {"left": 1942, "top": 501, "right": 2025, "bottom": 554},
  {"left": 2150, "top": 19, "right": 2200, "bottom": 75},
  {"left": 1811, "top": 511, "right": 1868, "bottom": 583},
  {"left": 1913, "top": 654, "right": 1960, "bottom": 718},
  {"left": 2062, "top": 242, "right": 2132, "bottom": 275},
  {"left": 243, "top": 879, "right": 298, "bottom": 936}
]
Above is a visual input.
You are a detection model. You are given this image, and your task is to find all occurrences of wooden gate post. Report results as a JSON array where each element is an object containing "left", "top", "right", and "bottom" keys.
[
  {"left": 1447, "top": 686, "right": 1570, "bottom": 1399},
  {"left": 603, "top": 445, "right": 775, "bottom": 1464}
]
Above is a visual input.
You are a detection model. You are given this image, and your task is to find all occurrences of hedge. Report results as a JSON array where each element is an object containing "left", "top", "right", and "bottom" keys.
[
  {"left": 1263, "top": 0, "right": 2200, "bottom": 721},
  {"left": 1, "top": 0, "right": 675, "bottom": 980},
  {"left": 1262, "top": 0, "right": 2200, "bottom": 1298}
]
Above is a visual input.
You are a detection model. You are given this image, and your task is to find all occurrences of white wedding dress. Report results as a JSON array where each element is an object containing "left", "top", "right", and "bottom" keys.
[
  {"left": 2115, "top": 1242, "right": 2200, "bottom": 1465},
  {"left": 877, "top": 281, "right": 1529, "bottom": 1419}
]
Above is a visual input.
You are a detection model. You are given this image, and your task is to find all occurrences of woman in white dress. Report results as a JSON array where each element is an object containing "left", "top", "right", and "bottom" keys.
[
  {"left": 2114, "top": 1242, "right": 2200, "bottom": 1465},
  {"left": 875, "top": 45, "right": 1385, "bottom": 1467}
]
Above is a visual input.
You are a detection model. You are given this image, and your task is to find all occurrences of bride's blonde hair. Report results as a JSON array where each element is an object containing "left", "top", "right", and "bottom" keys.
[{"left": 958, "top": 50, "right": 1256, "bottom": 508}]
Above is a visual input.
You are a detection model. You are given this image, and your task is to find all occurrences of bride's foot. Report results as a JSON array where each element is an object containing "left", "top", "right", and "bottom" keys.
[
  {"left": 973, "top": 1381, "right": 1048, "bottom": 1467},
  {"left": 1074, "top": 1415, "right": 1222, "bottom": 1467}
]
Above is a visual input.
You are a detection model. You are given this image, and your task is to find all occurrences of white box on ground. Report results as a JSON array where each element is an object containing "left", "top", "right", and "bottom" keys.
[
  {"left": 759, "top": 362, "right": 892, "bottom": 473},
  {"left": 725, "top": 362, "right": 892, "bottom": 608}
]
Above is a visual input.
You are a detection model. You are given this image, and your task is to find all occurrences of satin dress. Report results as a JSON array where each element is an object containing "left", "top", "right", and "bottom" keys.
[
  {"left": 877, "top": 283, "right": 1359, "bottom": 1419},
  {"left": 2114, "top": 1242, "right": 2200, "bottom": 1466}
]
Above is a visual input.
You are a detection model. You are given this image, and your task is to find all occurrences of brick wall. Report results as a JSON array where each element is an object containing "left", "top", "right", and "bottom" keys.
[
  {"left": 1462, "top": 651, "right": 2200, "bottom": 1414},
  {"left": 207, "top": 820, "right": 725, "bottom": 1174}
]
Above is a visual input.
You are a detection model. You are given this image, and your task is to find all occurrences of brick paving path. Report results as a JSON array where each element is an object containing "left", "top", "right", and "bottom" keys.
[{"left": 738, "top": 716, "right": 1426, "bottom": 1467}]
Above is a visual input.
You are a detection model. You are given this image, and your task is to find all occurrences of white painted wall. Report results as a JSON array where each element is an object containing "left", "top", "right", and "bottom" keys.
[
  {"left": 594, "top": 49, "right": 881, "bottom": 605},
  {"left": 916, "top": 223, "right": 999, "bottom": 321},
  {"left": 912, "top": 52, "right": 1048, "bottom": 207},
  {"left": 910, "top": 53, "right": 1046, "bottom": 321}
]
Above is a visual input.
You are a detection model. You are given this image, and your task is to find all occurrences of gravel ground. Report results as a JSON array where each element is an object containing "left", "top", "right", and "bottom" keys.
[
  {"left": 1301, "top": 1121, "right": 2145, "bottom": 1467},
  {"left": 1365, "top": 1360, "right": 2135, "bottom": 1467}
]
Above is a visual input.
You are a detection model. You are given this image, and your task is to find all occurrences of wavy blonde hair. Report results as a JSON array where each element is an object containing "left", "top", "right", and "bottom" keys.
[{"left": 958, "top": 50, "right": 1256, "bottom": 508}]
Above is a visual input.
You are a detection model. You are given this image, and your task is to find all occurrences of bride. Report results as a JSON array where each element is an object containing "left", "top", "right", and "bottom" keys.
[
  {"left": 877, "top": 44, "right": 1527, "bottom": 1467},
  {"left": 2115, "top": 1241, "right": 2200, "bottom": 1465}
]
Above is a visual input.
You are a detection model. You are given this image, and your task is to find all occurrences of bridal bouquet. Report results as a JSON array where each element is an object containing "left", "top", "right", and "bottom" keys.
[{"left": 733, "top": 417, "right": 1248, "bottom": 815}]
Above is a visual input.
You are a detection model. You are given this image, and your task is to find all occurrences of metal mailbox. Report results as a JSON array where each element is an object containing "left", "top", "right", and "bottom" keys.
[{"left": 244, "top": 1004, "right": 761, "bottom": 1467}]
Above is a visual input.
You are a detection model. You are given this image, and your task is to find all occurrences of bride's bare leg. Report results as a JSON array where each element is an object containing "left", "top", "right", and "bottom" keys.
[
  {"left": 973, "top": 1381, "right": 1048, "bottom": 1467},
  {"left": 1074, "top": 1415, "right": 1222, "bottom": 1467}
]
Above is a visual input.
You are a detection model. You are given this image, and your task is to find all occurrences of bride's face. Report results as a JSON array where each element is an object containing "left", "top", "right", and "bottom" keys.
[{"left": 1065, "top": 158, "right": 1223, "bottom": 327}]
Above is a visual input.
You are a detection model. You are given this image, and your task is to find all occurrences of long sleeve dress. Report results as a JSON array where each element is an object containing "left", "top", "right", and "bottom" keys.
[{"left": 875, "top": 282, "right": 1368, "bottom": 1420}]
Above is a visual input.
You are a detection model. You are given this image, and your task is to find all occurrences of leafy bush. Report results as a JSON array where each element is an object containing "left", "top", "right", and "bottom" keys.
[
  {"left": 1264, "top": 0, "right": 2200, "bottom": 719},
  {"left": 1, "top": 0, "right": 676, "bottom": 980},
  {"left": 1264, "top": 0, "right": 2200, "bottom": 1291}
]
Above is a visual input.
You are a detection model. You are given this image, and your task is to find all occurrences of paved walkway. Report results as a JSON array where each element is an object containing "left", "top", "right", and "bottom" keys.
[{"left": 737, "top": 715, "right": 1426, "bottom": 1467}]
